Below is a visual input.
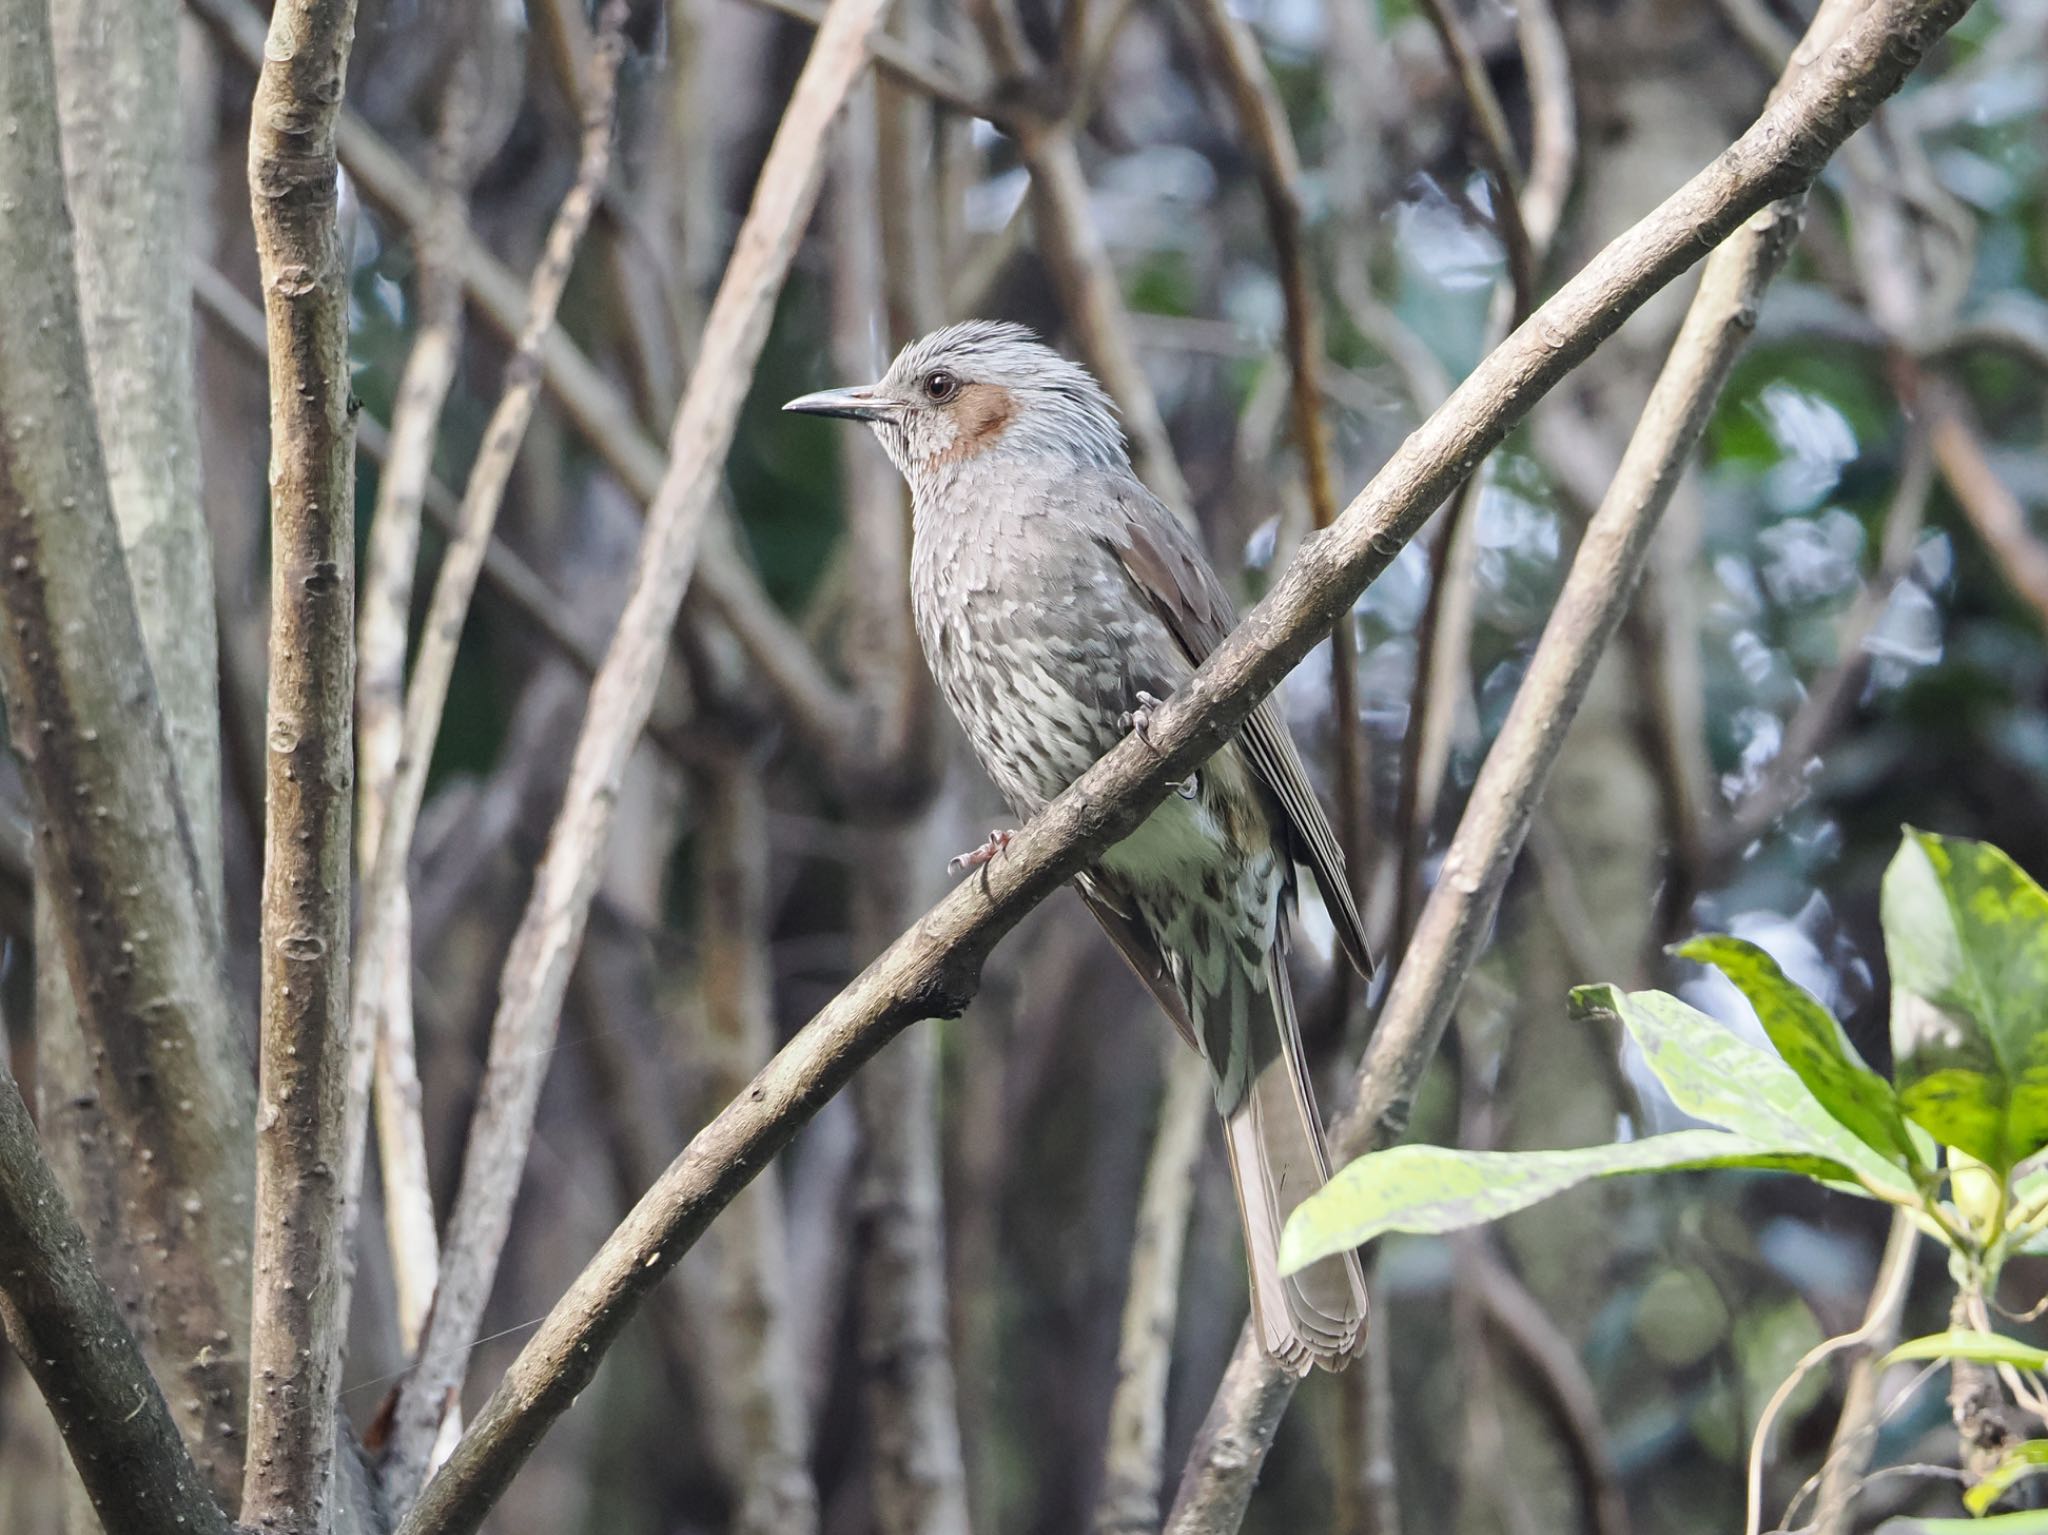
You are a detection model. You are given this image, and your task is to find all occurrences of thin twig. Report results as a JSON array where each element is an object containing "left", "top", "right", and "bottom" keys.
[
  {"left": 1393, "top": 0, "right": 1576, "bottom": 946},
  {"left": 1411, "top": 0, "right": 1536, "bottom": 319},
  {"left": 243, "top": 0, "right": 361, "bottom": 1526},
  {"left": 685, "top": 760, "right": 820, "bottom": 1534},
  {"left": 364, "top": 0, "right": 634, "bottom": 1498},
  {"left": 1092, "top": 1043, "right": 1211, "bottom": 1535},
  {"left": 1185, "top": 0, "right": 1370, "bottom": 928},
  {"left": 1467, "top": 1239, "right": 1631, "bottom": 1535},
  {"left": 356, "top": 36, "right": 486, "bottom": 1363},
  {"left": 382, "top": 0, "right": 899, "bottom": 1515},
  {"left": 0, "top": 0, "right": 254, "bottom": 1501},
  {"left": 1929, "top": 390, "right": 2048, "bottom": 632},
  {"left": 0, "top": 1060, "right": 233, "bottom": 1535},
  {"left": 1812, "top": 1211, "right": 1921, "bottom": 1535},
  {"left": 388, "top": 11, "right": 1963, "bottom": 1529}
]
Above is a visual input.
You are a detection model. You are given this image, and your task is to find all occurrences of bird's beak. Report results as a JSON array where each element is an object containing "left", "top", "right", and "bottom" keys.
[{"left": 781, "top": 384, "right": 898, "bottom": 422}]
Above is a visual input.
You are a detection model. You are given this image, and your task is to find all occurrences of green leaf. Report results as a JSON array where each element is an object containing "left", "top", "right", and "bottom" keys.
[
  {"left": 1676, "top": 934, "right": 1921, "bottom": 1171},
  {"left": 1278, "top": 1130, "right": 1858, "bottom": 1277},
  {"left": 1571, "top": 984, "right": 1914, "bottom": 1196},
  {"left": 1967, "top": 1441, "right": 2048, "bottom": 1517},
  {"left": 1883, "top": 1330, "right": 2048, "bottom": 1371},
  {"left": 1878, "top": 1515, "right": 2048, "bottom": 1534},
  {"left": 1884, "top": 829, "right": 2048, "bottom": 1171}
]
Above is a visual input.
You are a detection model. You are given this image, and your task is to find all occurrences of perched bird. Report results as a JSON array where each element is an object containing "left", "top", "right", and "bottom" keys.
[{"left": 786, "top": 321, "right": 1370, "bottom": 1373}]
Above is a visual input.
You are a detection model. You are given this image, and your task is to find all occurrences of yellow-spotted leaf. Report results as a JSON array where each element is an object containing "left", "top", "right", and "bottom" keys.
[
  {"left": 1676, "top": 935, "right": 1920, "bottom": 1173},
  {"left": 1884, "top": 830, "right": 2048, "bottom": 1171}
]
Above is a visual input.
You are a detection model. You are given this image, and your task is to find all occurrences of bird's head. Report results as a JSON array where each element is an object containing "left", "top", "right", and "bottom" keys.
[{"left": 783, "top": 321, "right": 1127, "bottom": 485}]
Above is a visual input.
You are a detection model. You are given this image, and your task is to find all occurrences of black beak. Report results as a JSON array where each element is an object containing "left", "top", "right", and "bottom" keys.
[{"left": 781, "top": 384, "right": 897, "bottom": 422}]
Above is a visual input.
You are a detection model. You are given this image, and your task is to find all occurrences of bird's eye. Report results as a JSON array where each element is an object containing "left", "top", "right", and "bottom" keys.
[{"left": 923, "top": 369, "right": 960, "bottom": 403}]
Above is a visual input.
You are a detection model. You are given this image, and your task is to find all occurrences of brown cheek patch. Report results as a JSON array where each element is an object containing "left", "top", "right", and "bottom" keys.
[{"left": 939, "top": 383, "right": 1017, "bottom": 463}]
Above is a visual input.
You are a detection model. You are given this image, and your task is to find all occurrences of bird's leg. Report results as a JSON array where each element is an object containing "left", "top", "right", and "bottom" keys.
[
  {"left": 1119, "top": 689, "right": 1199, "bottom": 800},
  {"left": 948, "top": 827, "right": 1015, "bottom": 875},
  {"left": 1118, "top": 689, "right": 1167, "bottom": 747}
]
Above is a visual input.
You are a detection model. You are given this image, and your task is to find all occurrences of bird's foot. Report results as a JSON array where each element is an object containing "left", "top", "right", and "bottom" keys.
[
  {"left": 948, "top": 828, "right": 1016, "bottom": 876},
  {"left": 1118, "top": 690, "right": 1167, "bottom": 747}
]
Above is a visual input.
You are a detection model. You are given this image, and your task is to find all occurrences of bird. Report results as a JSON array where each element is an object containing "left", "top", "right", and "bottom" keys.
[{"left": 786, "top": 320, "right": 1370, "bottom": 1374}]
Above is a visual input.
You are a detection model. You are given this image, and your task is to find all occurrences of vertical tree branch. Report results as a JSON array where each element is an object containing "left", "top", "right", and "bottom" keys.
[
  {"left": 243, "top": 0, "right": 361, "bottom": 1529},
  {"left": 0, "top": 0, "right": 254, "bottom": 1501},
  {"left": 346, "top": 0, "right": 632, "bottom": 1368},
  {"left": 356, "top": 42, "right": 485, "bottom": 1363},
  {"left": 380, "top": 0, "right": 897, "bottom": 1512},
  {"left": 1184, "top": 0, "right": 1370, "bottom": 922},
  {"left": 1092, "top": 1043, "right": 1210, "bottom": 1535},
  {"left": 0, "top": 1059, "right": 233, "bottom": 1535},
  {"left": 683, "top": 760, "right": 821, "bottom": 1534}
]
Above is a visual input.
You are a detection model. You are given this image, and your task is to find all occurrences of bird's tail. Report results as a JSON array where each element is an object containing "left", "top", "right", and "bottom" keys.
[{"left": 1215, "top": 953, "right": 1368, "bottom": 1374}]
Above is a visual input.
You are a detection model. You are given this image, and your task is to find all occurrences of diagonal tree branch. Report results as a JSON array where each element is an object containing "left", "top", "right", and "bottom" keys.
[
  {"left": 1168, "top": 7, "right": 1924, "bottom": 1525},
  {"left": 0, "top": 1058, "right": 233, "bottom": 1535},
  {"left": 377, "top": 0, "right": 899, "bottom": 1511},
  {"left": 242, "top": 0, "right": 361, "bottom": 1528},
  {"left": 383, "top": 6, "right": 1966, "bottom": 1530},
  {"left": 0, "top": 0, "right": 255, "bottom": 1500}
]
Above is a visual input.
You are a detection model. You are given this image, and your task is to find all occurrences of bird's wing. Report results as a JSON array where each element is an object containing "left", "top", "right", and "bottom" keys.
[
  {"left": 1074, "top": 874, "right": 1200, "bottom": 1053},
  {"left": 1098, "top": 486, "right": 1374, "bottom": 979}
]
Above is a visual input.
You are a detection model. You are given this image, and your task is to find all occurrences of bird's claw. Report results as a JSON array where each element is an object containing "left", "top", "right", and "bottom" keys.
[
  {"left": 1118, "top": 690, "right": 1167, "bottom": 748},
  {"left": 948, "top": 828, "right": 1015, "bottom": 876}
]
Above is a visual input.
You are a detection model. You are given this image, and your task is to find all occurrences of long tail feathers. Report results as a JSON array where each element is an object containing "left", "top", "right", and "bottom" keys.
[{"left": 1217, "top": 955, "right": 1368, "bottom": 1374}]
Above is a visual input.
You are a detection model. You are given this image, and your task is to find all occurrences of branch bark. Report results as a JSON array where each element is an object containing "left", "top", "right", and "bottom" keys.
[
  {"left": 379, "top": 0, "right": 897, "bottom": 1512},
  {"left": 1092, "top": 1043, "right": 1210, "bottom": 1535},
  {"left": 1184, "top": 0, "right": 1369, "bottom": 923},
  {"left": 0, "top": 0, "right": 254, "bottom": 1499},
  {"left": 243, "top": 0, "right": 361, "bottom": 1527},
  {"left": 347, "top": 10, "right": 631, "bottom": 1434},
  {"left": 0, "top": 1059, "right": 233, "bottom": 1535},
  {"left": 377, "top": 6, "right": 1963, "bottom": 1529}
]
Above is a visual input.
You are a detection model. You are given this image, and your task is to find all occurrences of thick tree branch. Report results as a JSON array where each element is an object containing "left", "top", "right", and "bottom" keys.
[
  {"left": 0, "top": 0, "right": 255, "bottom": 1498},
  {"left": 0, "top": 1061, "right": 233, "bottom": 1535},
  {"left": 380, "top": 0, "right": 898, "bottom": 1513},
  {"left": 243, "top": 0, "right": 361, "bottom": 1528},
  {"left": 376, "top": 6, "right": 1964, "bottom": 1529}
]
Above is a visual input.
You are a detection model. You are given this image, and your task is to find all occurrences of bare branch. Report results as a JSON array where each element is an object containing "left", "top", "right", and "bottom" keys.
[
  {"left": 1411, "top": 0, "right": 1537, "bottom": 318},
  {"left": 0, "top": 1060, "right": 233, "bottom": 1535},
  {"left": 348, "top": 14, "right": 633, "bottom": 1438},
  {"left": 376, "top": 7, "right": 1963, "bottom": 1528},
  {"left": 1184, "top": 0, "right": 1370, "bottom": 922},
  {"left": 0, "top": 0, "right": 254, "bottom": 1497},
  {"left": 1092, "top": 1044, "right": 1210, "bottom": 1535},
  {"left": 243, "top": 0, "right": 361, "bottom": 1525},
  {"left": 1813, "top": 1211, "right": 1920, "bottom": 1535},
  {"left": 750, "top": 0, "right": 991, "bottom": 116},
  {"left": 1930, "top": 390, "right": 2048, "bottom": 633},
  {"left": 356, "top": 40, "right": 488, "bottom": 1363},
  {"left": 380, "top": 0, "right": 899, "bottom": 1512},
  {"left": 684, "top": 761, "right": 820, "bottom": 1534}
]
